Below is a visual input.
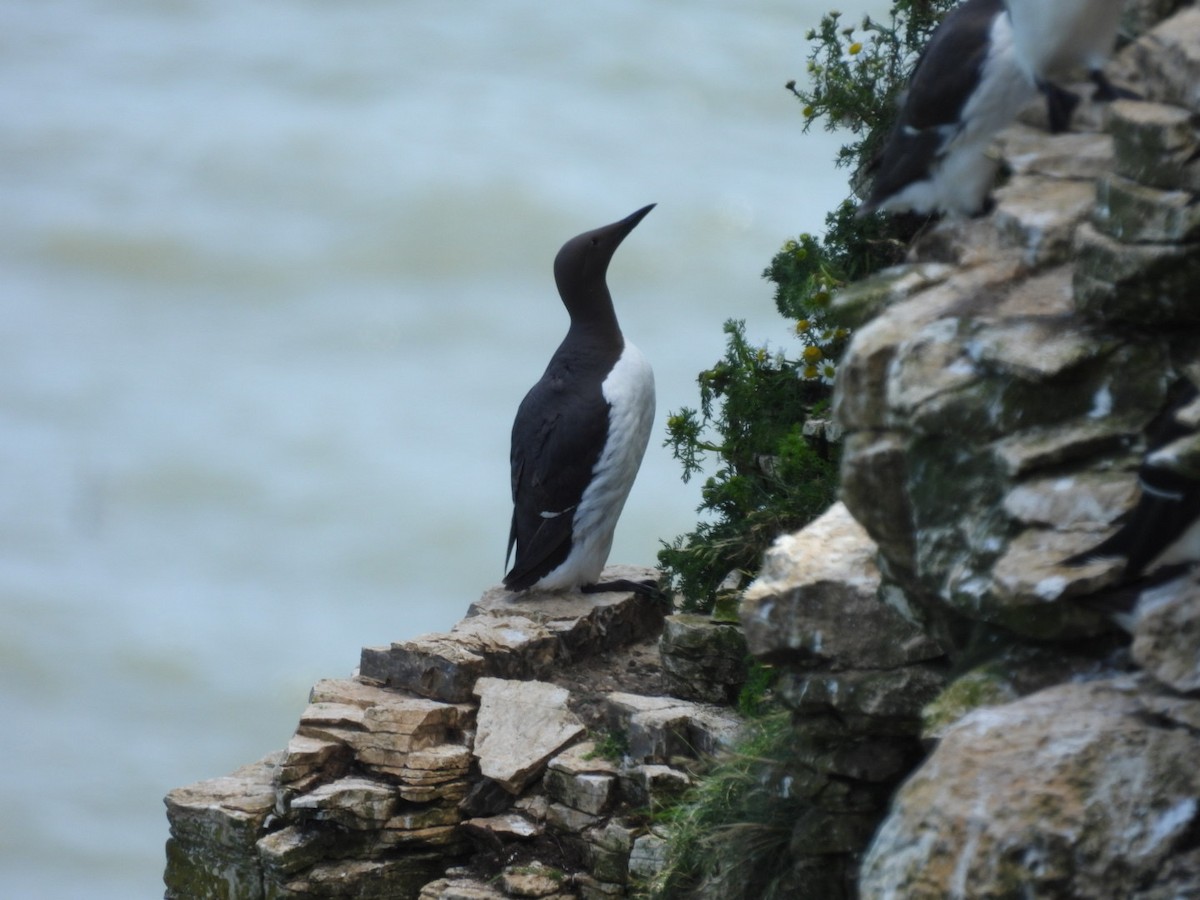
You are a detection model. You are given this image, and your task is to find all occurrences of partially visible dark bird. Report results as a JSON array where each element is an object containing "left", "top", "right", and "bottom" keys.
[
  {"left": 504, "top": 205, "right": 657, "bottom": 596},
  {"left": 1005, "top": 0, "right": 1129, "bottom": 133},
  {"left": 1066, "top": 382, "right": 1200, "bottom": 621},
  {"left": 859, "top": 0, "right": 1036, "bottom": 218}
]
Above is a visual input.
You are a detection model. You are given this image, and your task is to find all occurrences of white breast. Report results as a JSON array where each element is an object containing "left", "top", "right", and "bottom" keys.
[{"left": 532, "top": 341, "right": 655, "bottom": 590}]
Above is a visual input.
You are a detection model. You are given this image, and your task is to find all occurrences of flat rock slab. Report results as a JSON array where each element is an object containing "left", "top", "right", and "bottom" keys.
[
  {"left": 291, "top": 775, "right": 398, "bottom": 830},
  {"left": 472, "top": 678, "right": 585, "bottom": 794},
  {"left": 360, "top": 565, "right": 663, "bottom": 702},
  {"left": 469, "top": 564, "right": 664, "bottom": 659},
  {"left": 741, "top": 502, "right": 943, "bottom": 669},
  {"left": 165, "top": 753, "right": 281, "bottom": 850},
  {"left": 461, "top": 811, "right": 543, "bottom": 842},
  {"left": 360, "top": 615, "right": 557, "bottom": 702}
]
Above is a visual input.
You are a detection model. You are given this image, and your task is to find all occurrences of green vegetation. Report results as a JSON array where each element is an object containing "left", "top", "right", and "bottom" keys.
[
  {"left": 636, "top": 713, "right": 809, "bottom": 900},
  {"left": 657, "top": 0, "right": 957, "bottom": 613},
  {"left": 735, "top": 659, "right": 776, "bottom": 718},
  {"left": 584, "top": 729, "right": 630, "bottom": 763},
  {"left": 647, "top": 2, "right": 961, "bottom": 895}
]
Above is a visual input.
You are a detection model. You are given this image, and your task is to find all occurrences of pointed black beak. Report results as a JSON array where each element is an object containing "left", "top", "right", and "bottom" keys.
[{"left": 618, "top": 203, "right": 656, "bottom": 234}]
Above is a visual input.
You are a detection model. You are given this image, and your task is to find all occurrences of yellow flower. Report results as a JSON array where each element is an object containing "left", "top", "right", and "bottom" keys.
[
  {"left": 802, "top": 345, "right": 824, "bottom": 363},
  {"left": 848, "top": 42, "right": 863, "bottom": 55},
  {"left": 794, "top": 319, "right": 811, "bottom": 334},
  {"left": 802, "top": 364, "right": 820, "bottom": 380}
]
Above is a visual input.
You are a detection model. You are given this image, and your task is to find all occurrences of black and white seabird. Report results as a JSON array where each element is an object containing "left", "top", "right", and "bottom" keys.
[
  {"left": 1005, "top": 0, "right": 1128, "bottom": 133},
  {"left": 504, "top": 204, "right": 657, "bottom": 596},
  {"left": 1066, "top": 383, "right": 1200, "bottom": 619},
  {"left": 859, "top": 0, "right": 1036, "bottom": 218}
]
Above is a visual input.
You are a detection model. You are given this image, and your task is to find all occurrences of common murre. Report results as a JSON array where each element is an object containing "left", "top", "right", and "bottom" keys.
[{"left": 504, "top": 204, "right": 658, "bottom": 596}]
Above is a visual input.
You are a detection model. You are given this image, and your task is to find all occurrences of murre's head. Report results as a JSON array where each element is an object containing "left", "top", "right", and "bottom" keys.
[{"left": 554, "top": 204, "right": 655, "bottom": 321}]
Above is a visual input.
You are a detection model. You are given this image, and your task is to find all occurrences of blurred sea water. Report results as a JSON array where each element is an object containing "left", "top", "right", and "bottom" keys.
[{"left": 0, "top": 0, "right": 884, "bottom": 894}]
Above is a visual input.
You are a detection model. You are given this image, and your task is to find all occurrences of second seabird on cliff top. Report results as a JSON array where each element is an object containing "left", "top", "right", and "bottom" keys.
[{"left": 858, "top": 0, "right": 1036, "bottom": 218}]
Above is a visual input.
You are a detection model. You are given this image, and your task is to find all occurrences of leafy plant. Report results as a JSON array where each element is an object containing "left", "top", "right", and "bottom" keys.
[
  {"left": 790, "top": 0, "right": 958, "bottom": 174},
  {"left": 657, "top": 0, "right": 955, "bottom": 613}
]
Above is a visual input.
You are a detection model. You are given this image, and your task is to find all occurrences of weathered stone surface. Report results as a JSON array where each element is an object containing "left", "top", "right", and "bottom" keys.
[
  {"left": 659, "top": 614, "right": 748, "bottom": 704},
  {"left": 834, "top": 260, "right": 1023, "bottom": 432},
  {"left": 1113, "top": 6, "right": 1200, "bottom": 112},
  {"left": 993, "top": 173, "right": 1097, "bottom": 266},
  {"left": 827, "top": 262, "right": 956, "bottom": 329},
  {"left": 398, "top": 779, "right": 469, "bottom": 805},
  {"left": 604, "top": 692, "right": 741, "bottom": 762},
  {"left": 573, "top": 874, "right": 624, "bottom": 898},
  {"left": 1002, "top": 470, "right": 1140, "bottom": 528},
  {"left": 627, "top": 832, "right": 668, "bottom": 881},
  {"left": 362, "top": 567, "right": 664, "bottom": 704},
  {"left": 272, "top": 853, "right": 446, "bottom": 899},
  {"left": 278, "top": 734, "right": 348, "bottom": 786},
  {"left": 989, "top": 526, "right": 1125, "bottom": 613},
  {"left": 1107, "top": 99, "right": 1200, "bottom": 192},
  {"left": 461, "top": 811, "right": 543, "bottom": 842},
  {"left": 1132, "top": 570, "right": 1200, "bottom": 692},
  {"left": 1095, "top": 174, "right": 1200, "bottom": 244},
  {"left": 468, "top": 564, "right": 664, "bottom": 659},
  {"left": 298, "top": 701, "right": 367, "bottom": 730},
  {"left": 166, "top": 754, "right": 281, "bottom": 851},
  {"left": 543, "top": 769, "right": 615, "bottom": 817},
  {"left": 617, "top": 764, "right": 691, "bottom": 810},
  {"left": 838, "top": 431, "right": 916, "bottom": 569},
  {"left": 545, "top": 801, "right": 601, "bottom": 834},
  {"left": 366, "top": 743, "right": 472, "bottom": 785},
  {"left": 741, "top": 502, "right": 943, "bottom": 668},
  {"left": 499, "top": 863, "right": 571, "bottom": 898},
  {"left": 418, "top": 877, "right": 507, "bottom": 900},
  {"left": 860, "top": 679, "right": 1200, "bottom": 899},
  {"left": 290, "top": 776, "right": 398, "bottom": 830},
  {"left": 344, "top": 696, "right": 472, "bottom": 775},
  {"left": 1073, "top": 221, "right": 1200, "bottom": 325},
  {"left": 165, "top": 835, "right": 265, "bottom": 900},
  {"left": 360, "top": 616, "right": 557, "bottom": 703},
  {"left": 583, "top": 820, "right": 636, "bottom": 884},
  {"left": 472, "top": 678, "right": 585, "bottom": 793},
  {"left": 256, "top": 825, "right": 352, "bottom": 879},
  {"left": 779, "top": 665, "right": 946, "bottom": 729},
  {"left": 991, "top": 418, "right": 1139, "bottom": 478},
  {"left": 543, "top": 743, "right": 618, "bottom": 816}
]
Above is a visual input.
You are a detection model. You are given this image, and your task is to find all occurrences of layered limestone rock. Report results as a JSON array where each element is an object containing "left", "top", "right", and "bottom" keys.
[
  {"left": 814, "top": 8, "right": 1200, "bottom": 898},
  {"left": 739, "top": 503, "right": 948, "bottom": 894},
  {"left": 164, "top": 566, "right": 744, "bottom": 899}
]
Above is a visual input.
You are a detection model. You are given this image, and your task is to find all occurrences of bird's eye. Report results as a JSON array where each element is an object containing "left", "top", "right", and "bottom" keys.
[{"left": 589, "top": 237, "right": 599, "bottom": 246}]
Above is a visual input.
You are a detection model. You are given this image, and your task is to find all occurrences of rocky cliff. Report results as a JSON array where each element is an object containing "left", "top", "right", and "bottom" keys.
[
  {"left": 165, "top": 5, "right": 1200, "bottom": 898},
  {"left": 746, "top": 6, "right": 1200, "bottom": 897},
  {"left": 164, "top": 569, "right": 749, "bottom": 899}
]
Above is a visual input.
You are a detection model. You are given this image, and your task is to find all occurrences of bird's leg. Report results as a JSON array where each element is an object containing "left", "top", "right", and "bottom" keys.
[{"left": 1039, "top": 79, "right": 1080, "bottom": 134}]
